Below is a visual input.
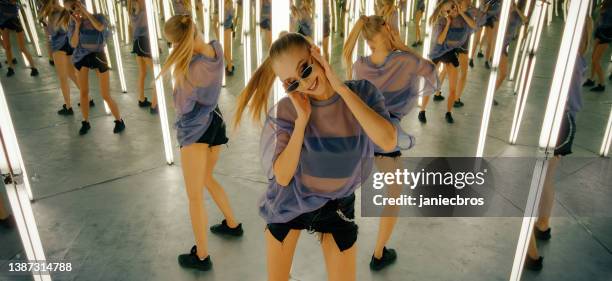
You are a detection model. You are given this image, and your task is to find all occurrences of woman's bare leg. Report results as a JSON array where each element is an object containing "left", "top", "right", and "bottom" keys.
[
  {"left": 470, "top": 28, "right": 483, "bottom": 58},
  {"left": 1, "top": 29, "right": 14, "bottom": 68},
  {"left": 457, "top": 53, "right": 469, "bottom": 100},
  {"left": 322, "top": 233, "right": 357, "bottom": 281},
  {"left": 78, "top": 67, "right": 90, "bottom": 120},
  {"left": 415, "top": 11, "right": 423, "bottom": 43},
  {"left": 180, "top": 144, "right": 211, "bottom": 259},
  {"left": 203, "top": 146, "right": 239, "bottom": 227},
  {"left": 373, "top": 156, "right": 402, "bottom": 259},
  {"left": 535, "top": 156, "right": 560, "bottom": 230},
  {"left": 136, "top": 56, "right": 147, "bottom": 102},
  {"left": 224, "top": 28, "right": 233, "bottom": 69},
  {"left": 266, "top": 229, "right": 300, "bottom": 281},
  {"left": 96, "top": 70, "right": 122, "bottom": 120},
  {"left": 144, "top": 57, "right": 157, "bottom": 108},
  {"left": 52, "top": 51, "right": 72, "bottom": 107},
  {"left": 446, "top": 63, "right": 459, "bottom": 113},
  {"left": 15, "top": 32, "right": 36, "bottom": 68},
  {"left": 591, "top": 42, "right": 608, "bottom": 85}
]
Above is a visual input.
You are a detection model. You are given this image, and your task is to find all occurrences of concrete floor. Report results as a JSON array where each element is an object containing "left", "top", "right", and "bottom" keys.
[{"left": 0, "top": 11, "right": 610, "bottom": 281}]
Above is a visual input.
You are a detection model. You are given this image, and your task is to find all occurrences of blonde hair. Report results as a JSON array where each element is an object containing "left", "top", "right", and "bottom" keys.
[
  {"left": 429, "top": 0, "right": 453, "bottom": 25},
  {"left": 38, "top": 0, "right": 57, "bottom": 22},
  {"left": 158, "top": 15, "right": 197, "bottom": 87},
  {"left": 39, "top": 0, "right": 70, "bottom": 30},
  {"left": 233, "top": 32, "right": 312, "bottom": 128},
  {"left": 342, "top": 15, "right": 420, "bottom": 79},
  {"left": 376, "top": 0, "right": 396, "bottom": 23}
]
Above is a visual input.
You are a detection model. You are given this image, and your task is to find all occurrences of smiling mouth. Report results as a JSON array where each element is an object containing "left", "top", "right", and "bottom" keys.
[{"left": 308, "top": 77, "right": 318, "bottom": 91}]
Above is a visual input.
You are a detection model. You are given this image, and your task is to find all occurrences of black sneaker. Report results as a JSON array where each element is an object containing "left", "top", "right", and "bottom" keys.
[
  {"left": 5, "top": 58, "right": 17, "bottom": 64},
  {"left": 178, "top": 245, "right": 212, "bottom": 271},
  {"left": 57, "top": 105, "right": 74, "bottom": 115},
  {"left": 453, "top": 99, "right": 464, "bottom": 108},
  {"left": 138, "top": 97, "right": 151, "bottom": 107},
  {"left": 525, "top": 255, "right": 543, "bottom": 271},
  {"left": 534, "top": 227, "right": 551, "bottom": 241},
  {"left": 77, "top": 99, "right": 96, "bottom": 107},
  {"left": 226, "top": 65, "right": 235, "bottom": 76},
  {"left": 484, "top": 61, "right": 491, "bottom": 69},
  {"left": 590, "top": 84, "right": 605, "bottom": 92},
  {"left": 493, "top": 99, "right": 499, "bottom": 106},
  {"left": 433, "top": 93, "right": 445, "bottom": 101},
  {"left": 150, "top": 106, "right": 158, "bottom": 114},
  {"left": 79, "top": 121, "right": 91, "bottom": 135},
  {"left": 0, "top": 61, "right": 3, "bottom": 68},
  {"left": 418, "top": 111, "right": 427, "bottom": 123},
  {"left": 0, "top": 214, "right": 15, "bottom": 229},
  {"left": 369, "top": 247, "right": 397, "bottom": 271},
  {"left": 7, "top": 67, "right": 15, "bottom": 77},
  {"left": 582, "top": 79, "right": 595, "bottom": 87},
  {"left": 49, "top": 60, "right": 55, "bottom": 66},
  {"left": 609, "top": 73, "right": 612, "bottom": 81},
  {"left": 30, "top": 68, "right": 39, "bottom": 77},
  {"left": 210, "top": 219, "right": 244, "bottom": 237},
  {"left": 411, "top": 42, "right": 419, "bottom": 47},
  {"left": 113, "top": 119, "right": 126, "bottom": 134},
  {"left": 469, "top": 59, "right": 474, "bottom": 68},
  {"left": 477, "top": 51, "right": 484, "bottom": 58},
  {"left": 445, "top": 112, "right": 454, "bottom": 123}
]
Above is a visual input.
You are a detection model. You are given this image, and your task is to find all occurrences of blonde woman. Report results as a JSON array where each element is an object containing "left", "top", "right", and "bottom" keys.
[
  {"left": 39, "top": 0, "right": 81, "bottom": 115},
  {"left": 0, "top": 0, "right": 39, "bottom": 77},
  {"left": 158, "top": 15, "right": 243, "bottom": 271},
  {"left": 412, "top": 0, "right": 425, "bottom": 47},
  {"left": 128, "top": 0, "right": 158, "bottom": 113},
  {"left": 66, "top": 0, "right": 125, "bottom": 135},
  {"left": 234, "top": 32, "right": 397, "bottom": 281},
  {"left": 376, "top": 0, "right": 400, "bottom": 36},
  {"left": 343, "top": 15, "right": 439, "bottom": 271}
]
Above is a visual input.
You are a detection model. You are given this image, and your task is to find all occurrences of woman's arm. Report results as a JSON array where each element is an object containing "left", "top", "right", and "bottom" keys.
[
  {"left": 69, "top": 17, "right": 80, "bottom": 48},
  {"left": 437, "top": 18, "right": 451, "bottom": 45},
  {"left": 79, "top": 3, "right": 106, "bottom": 32},
  {"left": 272, "top": 93, "right": 311, "bottom": 186}
]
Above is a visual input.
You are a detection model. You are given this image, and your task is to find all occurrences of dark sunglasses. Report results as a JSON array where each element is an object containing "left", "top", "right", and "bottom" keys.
[{"left": 285, "top": 63, "right": 313, "bottom": 93}]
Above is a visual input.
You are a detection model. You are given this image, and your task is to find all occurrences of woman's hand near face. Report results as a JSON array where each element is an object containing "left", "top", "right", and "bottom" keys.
[
  {"left": 309, "top": 46, "right": 346, "bottom": 92},
  {"left": 288, "top": 92, "right": 311, "bottom": 126}
]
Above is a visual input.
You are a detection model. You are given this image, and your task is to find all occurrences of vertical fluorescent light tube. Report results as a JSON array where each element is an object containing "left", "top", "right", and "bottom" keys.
[
  {"left": 538, "top": 0, "right": 588, "bottom": 150},
  {"left": 203, "top": 0, "right": 211, "bottom": 42},
  {"left": 242, "top": 0, "right": 252, "bottom": 85},
  {"left": 272, "top": 0, "right": 290, "bottom": 104},
  {"left": 474, "top": 0, "right": 512, "bottom": 157},
  {"left": 144, "top": 0, "right": 174, "bottom": 165},
  {"left": 407, "top": 0, "right": 414, "bottom": 21},
  {"left": 315, "top": 0, "right": 324, "bottom": 51},
  {"left": 0, "top": 82, "right": 33, "bottom": 200},
  {"left": 162, "top": 0, "right": 172, "bottom": 20},
  {"left": 328, "top": 0, "right": 333, "bottom": 60},
  {"left": 547, "top": 0, "right": 552, "bottom": 26},
  {"left": 18, "top": 12, "right": 32, "bottom": 43},
  {"left": 418, "top": 0, "right": 437, "bottom": 107},
  {"left": 509, "top": 0, "right": 533, "bottom": 81},
  {"left": 153, "top": 0, "right": 163, "bottom": 39},
  {"left": 21, "top": 0, "right": 42, "bottom": 56},
  {"left": 255, "top": 0, "right": 262, "bottom": 65},
  {"left": 352, "top": 0, "right": 361, "bottom": 60},
  {"left": 123, "top": 6, "right": 131, "bottom": 43},
  {"left": 344, "top": 0, "right": 352, "bottom": 44},
  {"left": 600, "top": 106, "right": 612, "bottom": 156},
  {"left": 509, "top": 1, "right": 547, "bottom": 144},
  {"left": 190, "top": 0, "right": 198, "bottom": 19},
  {"left": 116, "top": 2, "right": 125, "bottom": 43},
  {"left": 106, "top": 0, "right": 128, "bottom": 93},
  {"left": 219, "top": 0, "right": 226, "bottom": 86}
]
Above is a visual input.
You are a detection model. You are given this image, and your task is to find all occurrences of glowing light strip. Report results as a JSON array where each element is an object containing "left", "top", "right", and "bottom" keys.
[
  {"left": 509, "top": 0, "right": 533, "bottom": 81},
  {"left": 255, "top": 0, "right": 262, "bottom": 65},
  {"left": 601, "top": 106, "right": 612, "bottom": 156},
  {"left": 242, "top": 0, "right": 252, "bottom": 85},
  {"left": 219, "top": 0, "right": 226, "bottom": 86},
  {"left": 106, "top": 0, "right": 128, "bottom": 93},
  {"left": 538, "top": 0, "right": 588, "bottom": 150},
  {"left": 547, "top": 0, "right": 552, "bottom": 25},
  {"left": 418, "top": 0, "right": 437, "bottom": 107},
  {"left": 122, "top": 5, "right": 130, "bottom": 43},
  {"left": 153, "top": 0, "right": 162, "bottom": 39},
  {"left": 203, "top": 0, "right": 210, "bottom": 42},
  {"left": 407, "top": 0, "right": 414, "bottom": 22},
  {"left": 351, "top": 0, "right": 361, "bottom": 61},
  {"left": 115, "top": 2, "right": 125, "bottom": 44},
  {"left": 272, "top": 0, "right": 290, "bottom": 104},
  {"left": 21, "top": 0, "right": 42, "bottom": 56},
  {"left": 144, "top": 0, "right": 174, "bottom": 164},
  {"left": 475, "top": 0, "right": 513, "bottom": 157},
  {"left": 162, "top": 0, "right": 172, "bottom": 20},
  {"left": 328, "top": 0, "right": 333, "bottom": 60},
  {"left": 315, "top": 0, "right": 324, "bottom": 50},
  {"left": 467, "top": 0, "right": 481, "bottom": 60},
  {"left": 509, "top": 1, "right": 547, "bottom": 144},
  {"left": 0, "top": 81, "right": 33, "bottom": 200},
  {"left": 18, "top": 11, "right": 32, "bottom": 43}
]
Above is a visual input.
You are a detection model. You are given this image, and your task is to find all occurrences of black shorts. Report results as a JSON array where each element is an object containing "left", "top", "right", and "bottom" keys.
[
  {"left": 132, "top": 36, "right": 151, "bottom": 58},
  {"left": 195, "top": 106, "right": 229, "bottom": 147},
  {"left": 554, "top": 111, "right": 576, "bottom": 156},
  {"left": 485, "top": 16, "right": 496, "bottom": 28},
  {"left": 267, "top": 194, "right": 358, "bottom": 252},
  {"left": 374, "top": 150, "right": 402, "bottom": 158},
  {"left": 74, "top": 52, "right": 109, "bottom": 73},
  {"left": 0, "top": 17, "right": 24, "bottom": 33},
  {"left": 58, "top": 40, "right": 74, "bottom": 56},
  {"left": 260, "top": 18, "right": 271, "bottom": 30},
  {"left": 432, "top": 49, "right": 460, "bottom": 67},
  {"left": 594, "top": 27, "right": 612, "bottom": 44}
]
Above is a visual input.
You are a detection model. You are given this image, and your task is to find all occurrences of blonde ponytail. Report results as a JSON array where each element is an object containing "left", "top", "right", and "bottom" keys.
[
  {"left": 233, "top": 57, "right": 276, "bottom": 128},
  {"left": 342, "top": 16, "right": 366, "bottom": 80},
  {"left": 158, "top": 15, "right": 196, "bottom": 87}
]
